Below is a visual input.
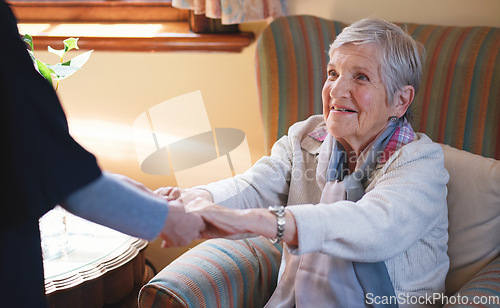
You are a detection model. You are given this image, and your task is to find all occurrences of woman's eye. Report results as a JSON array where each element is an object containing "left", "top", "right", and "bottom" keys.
[
  {"left": 328, "top": 70, "right": 338, "bottom": 79},
  {"left": 356, "top": 74, "right": 370, "bottom": 82}
]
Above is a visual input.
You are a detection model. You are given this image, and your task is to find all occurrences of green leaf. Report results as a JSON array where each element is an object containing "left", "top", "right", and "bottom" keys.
[
  {"left": 47, "top": 63, "right": 80, "bottom": 80},
  {"left": 63, "top": 38, "right": 79, "bottom": 52},
  {"left": 36, "top": 60, "right": 53, "bottom": 86},
  {"left": 48, "top": 46, "right": 66, "bottom": 59},
  {"left": 67, "top": 50, "right": 93, "bottom": 69},
  {"left": 27, "top": 49, "right": 37, "bottom": 69},
  {"left": 23, "top": 35, "right": 92, "bottom": 90},
  {"left": 47, "top": 50, "right": 93, "bottom": 80},
  {"left": 22, "top": 34, "right": 34, "bottom": 51}
]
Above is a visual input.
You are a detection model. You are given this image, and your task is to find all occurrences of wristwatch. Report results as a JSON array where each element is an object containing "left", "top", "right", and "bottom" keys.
[{"left": 268, "top": 205, "right": 286, "bottom": 244}]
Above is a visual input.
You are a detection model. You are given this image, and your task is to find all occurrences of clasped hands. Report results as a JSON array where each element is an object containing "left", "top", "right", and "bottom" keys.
[
  {"left": 156, "top": 187, "right": 251, "bottom": 248},
  {"left": 115, "top": 175, "right": 295, "bottom": 248}
]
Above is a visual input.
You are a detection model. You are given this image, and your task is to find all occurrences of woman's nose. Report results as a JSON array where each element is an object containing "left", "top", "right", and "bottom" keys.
[{"left": 329, "top": 76, "right": 351, "bottom": 99}]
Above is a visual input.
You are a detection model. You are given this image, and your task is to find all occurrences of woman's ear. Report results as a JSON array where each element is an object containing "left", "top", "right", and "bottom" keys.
[{"left": 393, "top": 85, "right": 415, "bottom": 118}]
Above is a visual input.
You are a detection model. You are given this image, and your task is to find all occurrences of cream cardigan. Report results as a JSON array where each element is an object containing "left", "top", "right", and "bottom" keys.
[{"left": 201, "top": 115, "right": 450, "bottom": 305}]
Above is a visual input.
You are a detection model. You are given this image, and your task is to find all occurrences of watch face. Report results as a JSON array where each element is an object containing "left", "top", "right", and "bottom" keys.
[{"left": 268, "top": 205, "right": 283, "bottom": 213}]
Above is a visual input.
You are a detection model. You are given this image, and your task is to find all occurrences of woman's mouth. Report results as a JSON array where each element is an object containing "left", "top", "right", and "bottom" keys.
[{"left": 332, "top": 106, "right": 356, "bottom": 113}]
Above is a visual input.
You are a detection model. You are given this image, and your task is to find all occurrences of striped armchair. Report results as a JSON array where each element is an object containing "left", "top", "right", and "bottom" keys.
[{"left": 139, "top": 16, "right": 500, "bottom": 307}]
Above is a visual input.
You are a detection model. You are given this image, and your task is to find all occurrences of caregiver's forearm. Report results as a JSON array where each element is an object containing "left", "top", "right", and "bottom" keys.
[{"left": 61, "top": 173, "right": 168, "bottom": 241}]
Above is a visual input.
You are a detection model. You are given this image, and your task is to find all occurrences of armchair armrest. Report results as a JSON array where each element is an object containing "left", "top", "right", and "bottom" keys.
[
  {"left": 139, "top": 236, "right": 283, "bottom": 308},
  {"left": 444, "top": 255, "right": 500, "bottom": 307}
]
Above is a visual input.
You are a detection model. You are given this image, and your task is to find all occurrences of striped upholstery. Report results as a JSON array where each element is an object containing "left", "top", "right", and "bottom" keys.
[
  {"left": 409, "top": 24, "right": 500, "bottom": 159},
  {"left": 444, "top": 256, "right": 500, "bottom": 307},
  {"left": 256, "top": 16, "right": 345, "bottom": 152},
  {"left": 138, "top": 237, "right": 282, "bottom": 308},
  {"left": 256, "top": 15, "right": 500, "bottom": 159}
]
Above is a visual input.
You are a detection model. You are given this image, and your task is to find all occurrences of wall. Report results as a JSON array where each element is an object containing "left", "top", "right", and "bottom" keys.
[
  {"left": 291, "top": 0, "right": 500, "bottom": 27},
  {"left": 40, "top": 0, "right": 499, "bottom": 269}
]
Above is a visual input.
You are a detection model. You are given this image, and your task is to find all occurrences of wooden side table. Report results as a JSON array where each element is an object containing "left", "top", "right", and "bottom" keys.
[{"left": 43, "top": 219, "right": 150, "bottom": 308}]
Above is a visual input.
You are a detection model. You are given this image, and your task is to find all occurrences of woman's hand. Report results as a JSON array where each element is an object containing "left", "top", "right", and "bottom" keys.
[
  {"left": 188, "top": 198, "right": 299, "bottom": 245},
  {"left": 155, "top": 187, "right": 214, "bottom": 211},
  {"left": 154, "top": 186, "right": 181, "bottom": 201},
  {"left": 191, "top": 200, "right": 251, "bottom": 238},
  {"left": 159, "top": 200, "right": 205, "bottom": 248}
]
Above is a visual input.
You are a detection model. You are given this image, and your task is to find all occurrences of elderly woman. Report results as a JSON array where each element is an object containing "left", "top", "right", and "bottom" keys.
[{"left": 160, "top": 17, "right": 449, "bottom": 307}]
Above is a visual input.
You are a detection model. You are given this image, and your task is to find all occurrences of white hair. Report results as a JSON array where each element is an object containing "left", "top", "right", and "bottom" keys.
[{"left": 329, "top": 18, "right": 425, "bottom": 122}]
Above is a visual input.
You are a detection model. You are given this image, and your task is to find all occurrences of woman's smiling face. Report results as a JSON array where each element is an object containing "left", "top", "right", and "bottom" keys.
[{"left": 322, "top": 43, "right": 398, "bottom": 153}]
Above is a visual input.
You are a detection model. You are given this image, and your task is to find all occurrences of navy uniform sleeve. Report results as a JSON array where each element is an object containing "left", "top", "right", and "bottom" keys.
[{"left": 0, "top": 0, "right": 102, "bottom": 229}]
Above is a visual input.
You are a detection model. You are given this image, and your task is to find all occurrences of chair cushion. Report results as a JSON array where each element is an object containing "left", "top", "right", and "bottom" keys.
[
  {"left": 138, "top": 236, "right": 282, "bottom": 308},
  {"left": 441, "top": 144, "right": 500, "bottom": 295},
  {"left": 444, "top": 256, "right": 500, "bottom": 307}
]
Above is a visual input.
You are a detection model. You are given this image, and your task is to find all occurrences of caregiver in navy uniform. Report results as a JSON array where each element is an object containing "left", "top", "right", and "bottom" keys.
[{"left": 0, "top": 2, "right": 204, "bottom": 307}]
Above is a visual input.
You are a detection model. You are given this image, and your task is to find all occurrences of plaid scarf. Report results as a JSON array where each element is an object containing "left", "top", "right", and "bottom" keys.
[{"left": 308, "top": 119, "right": 416, "bottom": 165}]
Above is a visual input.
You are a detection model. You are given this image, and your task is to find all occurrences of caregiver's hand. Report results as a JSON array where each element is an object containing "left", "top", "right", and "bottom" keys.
[{"left": 155, "top": 187, "right": 214, "bottom": 211}]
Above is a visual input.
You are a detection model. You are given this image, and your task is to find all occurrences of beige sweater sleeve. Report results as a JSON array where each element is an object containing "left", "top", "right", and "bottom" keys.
[{"left": 286, "top": 135, "right": 449, "bottom": 262}]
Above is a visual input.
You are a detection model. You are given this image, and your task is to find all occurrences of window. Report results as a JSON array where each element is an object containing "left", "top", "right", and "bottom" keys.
[
  {"left": 9, "top": 0, "right": 186, "bottom": 23},
  {"left": 9, "top": 0, "right": 253, "bottom": 52}
]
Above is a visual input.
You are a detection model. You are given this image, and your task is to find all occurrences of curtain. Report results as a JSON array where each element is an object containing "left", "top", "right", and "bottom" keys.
[{"left": 170, "top": 0, "right": 288, "bottom": 25}]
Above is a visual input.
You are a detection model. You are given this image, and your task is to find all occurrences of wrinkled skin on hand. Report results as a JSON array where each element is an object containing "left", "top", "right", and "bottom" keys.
[
  {"left": 155, "top": 187, "right": 213, "bottom": 211},
  {"left": 184, "top": 198, "right": 246, "bottom": 238},
  {"left": 159, "top": 200, "right": 205, "bottom": 248}
]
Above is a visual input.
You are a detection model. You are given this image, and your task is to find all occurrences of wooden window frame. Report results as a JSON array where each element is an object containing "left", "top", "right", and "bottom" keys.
[
  {"left": 8, "top": 0, "right": 188, "bottom": 23},
  {"left": 8, "top": 0, "right": 253, "bottom": 52}
]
